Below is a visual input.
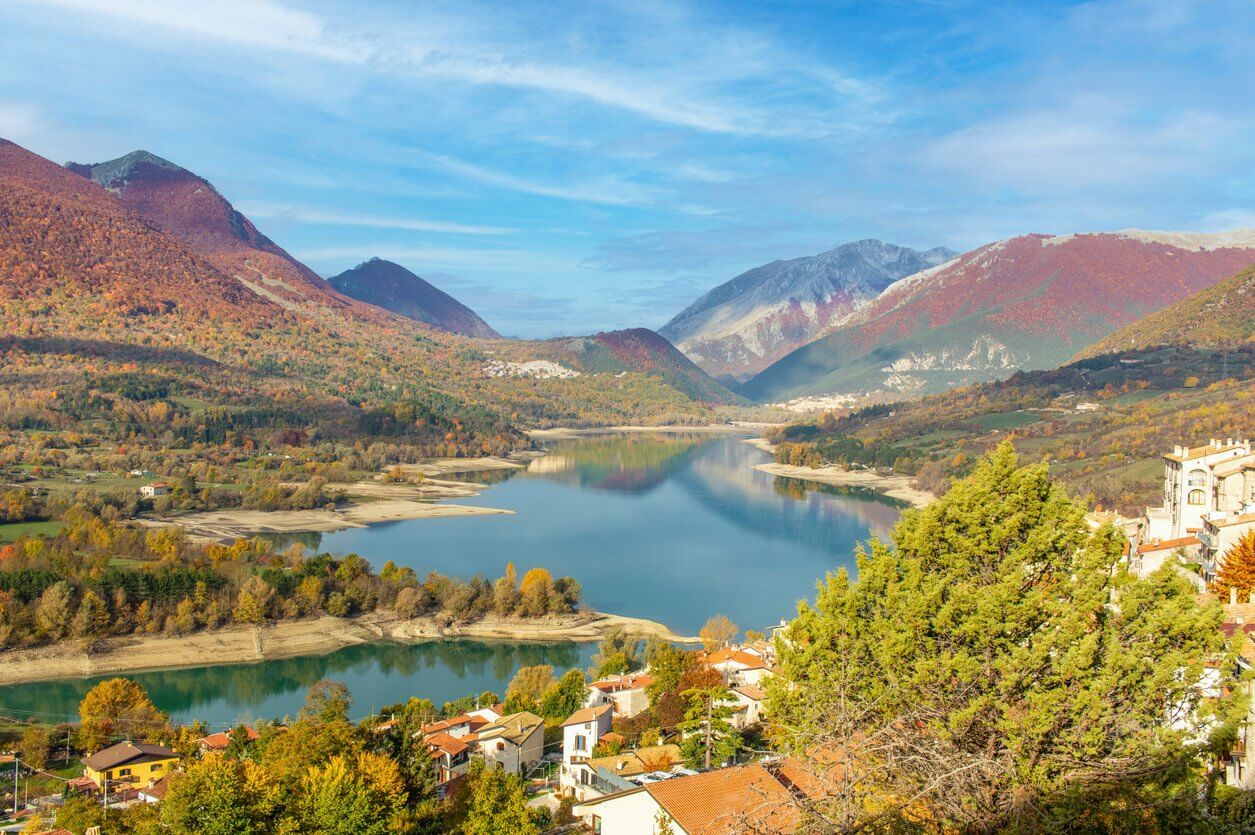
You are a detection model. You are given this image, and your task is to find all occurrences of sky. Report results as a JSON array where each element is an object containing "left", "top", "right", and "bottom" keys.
[{"left": 1, "top": 0, "right": 1252, "bottom": 337}]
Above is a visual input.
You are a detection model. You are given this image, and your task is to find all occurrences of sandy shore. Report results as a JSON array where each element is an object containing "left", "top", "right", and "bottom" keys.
[
  {"left": 743, "top": 436, "right": 777, "bottom": 454},
  {"left": 140, "top": 500, "right": 512, "bottom": 541},
  {"left": 0, "top": 612, "right": 699, "bottom": 687},
  {"left": 754, "top": 462, "right": 935, "bottom": 508}
]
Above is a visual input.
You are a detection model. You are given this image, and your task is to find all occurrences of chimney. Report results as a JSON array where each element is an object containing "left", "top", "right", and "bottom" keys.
[{"left": 1231, "top": 587, "right": 1238, "bottom": 606}]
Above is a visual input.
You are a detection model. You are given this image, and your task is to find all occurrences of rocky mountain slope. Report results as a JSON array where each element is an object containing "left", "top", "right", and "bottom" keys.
[
  {"left": 660, "top": 239, "right": 955, "bottom": 381},
  {"left": 741, "top": 231, "right": 1255, "bottom": 403},
  {"left": 328, "top": 258, "right": 498, "bottom": 338},
  {"left": 1076, "top": 264, "right": 1255, "bottom": 358}
]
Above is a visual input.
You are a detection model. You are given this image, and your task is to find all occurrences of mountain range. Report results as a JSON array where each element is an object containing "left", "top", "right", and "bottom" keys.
[
  {"left": 660, "top": 239, "right": 955, "bottom": 382},
  {"left": 328, "top": 258, "right": 499, "bottom": 339},
  {"left": 740, "top": 230, "right": 1255, "bottom": 403}
]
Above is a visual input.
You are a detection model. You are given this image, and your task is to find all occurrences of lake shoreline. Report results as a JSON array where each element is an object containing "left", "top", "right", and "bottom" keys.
[
  {"left": 0, "top": 611, "right": 699, "bottom": 687},
  {"left": 527, "top": 423, "right": 771, "bottom": 440},
  {"left": 754, "top": 460, "right": 935, "bottom": 508}
]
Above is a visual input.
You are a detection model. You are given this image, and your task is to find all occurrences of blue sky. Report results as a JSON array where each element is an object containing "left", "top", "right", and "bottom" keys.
[{"left": 1, "top": 0, "right": 1252, "bottom": 337}]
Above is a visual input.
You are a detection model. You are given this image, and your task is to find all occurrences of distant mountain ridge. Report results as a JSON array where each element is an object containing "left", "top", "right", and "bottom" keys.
[
  {"left": 1076, "top": 263, "right": 1255, "bottom": 358},
  {"left": 741, "top": 230, "right": 1255, "bottom": 403},
  {"left": 328, "top": 258, "right": 499, "bottom": 339},
  {"left": 660, "top": 239, "right": 956, "bottom": 381}
]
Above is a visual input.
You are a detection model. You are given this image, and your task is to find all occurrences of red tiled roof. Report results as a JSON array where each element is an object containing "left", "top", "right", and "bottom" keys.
[
  {"left": 562, "top": 703, "right": 612, "bottom": 727},
  {"left": 196, "top": 728, "right": 260, "bottom": 750},
  {"left": 1137, "top": 536, "right": 1201, "bottom": 554},
  {"left": 707, "top": 649, "right": 768, "bottom": 670},
  {"left": 426, "top": 731, "right": 469, "bottom": 758},
  {"left": 646, "top": 763, "right": 801, "bottom": 835},
  {"left": 591, "top": 674, "right": 656, "bottom": 693}
]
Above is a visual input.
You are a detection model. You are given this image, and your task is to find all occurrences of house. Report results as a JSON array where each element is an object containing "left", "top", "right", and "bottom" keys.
[
  {"left": 706, "top": 647, "right": 774, "bottom": 687},
  {"left": 729, "top": 685, "right": 767, "bottom": 729},
  {"left": 475, "top": 711, "right": 545, "bottom": 777},
  {"left": 563, "top": 744, "right": 685, "bottom": 803},
  {"left": 138, "top": 773, "right": 174, "bottom": 804},
  {"left": 1201, "top": 513, "right": 1255, "bottom": 581},
  {"left": 83, "top": 741, "right": 180, "bottom": 791},
  {"left": 574, "top": 760, "right": 805, "bottom": 835},
  {"left": 1133, "top": 536, "right": 1203, "bottom": 584},
  {"left": 195, "top": 727, "right": 260, "bottom": 754},
  {"left": 560, "top": 704, "right": 615, "bottom": 794},
  {"left": 140, "top": 482, "right": 170, "bottom": 498},
  {"left": 421, "top": 710, "right": 495, "bottom": 740},
  {"left": 590, "top": 674, "right": 654, "bottom": 718},
  {"left": 427, "top": 731, "right": 472, "bottom": 785},
  {"left": 1148, "top": 440, "right": 1253, "bottom": 541}
]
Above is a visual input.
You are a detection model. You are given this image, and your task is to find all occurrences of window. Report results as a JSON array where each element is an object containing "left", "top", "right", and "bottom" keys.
[
  {"left": 118, "top": 768, "right": 131, "bottom": 777},
  {"left": 152, "top": 763, "right": 163, "bottom": 772},
  {"left": 1188, "top": 469, "right": 1208, "bottom": 488},
  {"left": 575, "top": 734, "right": 587, "bottom": 751},
  {"left": 591, "top": 815, "right": 602, "bottom": 834},
  {"left": 497, "top": 741, "right": 505, "bottom": 752},
  {"left": 1188, "top": 489, "right": 1206, "bottom": 506}
]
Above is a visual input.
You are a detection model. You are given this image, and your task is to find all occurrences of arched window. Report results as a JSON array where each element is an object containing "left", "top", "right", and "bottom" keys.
[
  {"left": 1187, "top": 489, "right": 1206, "bottom": 505},
  {"left": 1188, "top": 469, "right": 1208, "bottom": 487}
]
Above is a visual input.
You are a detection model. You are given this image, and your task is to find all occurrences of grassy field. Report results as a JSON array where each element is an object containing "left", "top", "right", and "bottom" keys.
[{"left": 0, "top": 521, "right": 62, "bottom": 545}]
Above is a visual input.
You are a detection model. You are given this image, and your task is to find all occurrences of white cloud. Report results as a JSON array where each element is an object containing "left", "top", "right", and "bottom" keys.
[
  {"left": 24, "top": 0, "right": 361, "bottom": 61},
  {"left": 411, "top": 150, "right": 665, "bottom": 207},
  {"left": 239, "top": 202, "right": 516, "bottom": 235}
]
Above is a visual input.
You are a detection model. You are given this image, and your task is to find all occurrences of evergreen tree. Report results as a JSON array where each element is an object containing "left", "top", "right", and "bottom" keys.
[
  {"left": 677, "top": 685, "right": 740, "bottom": 769},
  {"left": 771, "top": 443, "right": 1240, "bottom": 832}
]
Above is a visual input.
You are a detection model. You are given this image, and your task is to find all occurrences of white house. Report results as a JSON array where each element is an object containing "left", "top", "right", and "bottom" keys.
[
  {"left": 1201, "top": 513, "right": 1255, "bottom": 581},
  {"left": 589, "top": 674, "right": 654, "bottom": 719},
  {"left": 706, "top": 647, "right": 774, "bottom": 687},
  {"left": 475, "top": 711, "right": 544, "bottom": 777},
  {"left": 574, "top": 761, "right": 805, "bottom": 835},
  {"left": 729, "top": 685, "right": 767, "bottom": 730},
  {"left": 1149, "top": 439, "right": 1253, "bottom": 541},
  {"left": 140, "top": 482, "right": 170, "bottom": 498},
  {"left": 562, "top": 744, "right": 684, "bottom": 803},
  {"left": 560, "top": 704, "right": 614, "bottom": 794}
]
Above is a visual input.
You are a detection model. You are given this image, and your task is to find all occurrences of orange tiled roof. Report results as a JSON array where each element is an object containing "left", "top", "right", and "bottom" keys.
[
  {"left": 1137, "top": 536, "right": 1200, "bottom": 554},
  {"left": 707, "top": 649, "right": 768, "bottom": 670},
  {"left": 562, "top": 703, "right": 612, "bottom": 727},
  {"left": 426, "top": 731, "right": 469, "bottom": 758},
  {"left": 733, "top": 684, "right": 767, "bottom": 702},
  {"left": 196, "top": 728, "right": 260, "bottom": 750},
  {"left": 592, "top": 674, "right": 655, "bottom": 693},
  {"left": 646, "top": 763, "right": 801, "bottom": 835}
]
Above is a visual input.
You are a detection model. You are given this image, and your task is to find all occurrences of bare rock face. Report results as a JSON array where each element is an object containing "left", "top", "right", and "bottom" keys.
[{"left": 660, "top": 239, "right": 955, "bottom": 381}]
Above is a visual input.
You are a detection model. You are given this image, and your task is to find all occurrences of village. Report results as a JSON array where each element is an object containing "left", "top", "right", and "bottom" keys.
[{"left": 2, "top": 438, "right": 1254, "bottom": 834}]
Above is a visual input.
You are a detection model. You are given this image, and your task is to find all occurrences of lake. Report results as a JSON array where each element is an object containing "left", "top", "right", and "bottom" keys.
[{"left": 0, "top": 433, "right": 903, "bottom": 726}]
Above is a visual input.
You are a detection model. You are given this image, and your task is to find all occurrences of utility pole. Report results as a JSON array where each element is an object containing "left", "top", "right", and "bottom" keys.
[
  {"left": 704, "top": 694, "right": 712, "bottom": 770},
  {"left": 12, "top": 755, "right": 18, "bottom": 820}
]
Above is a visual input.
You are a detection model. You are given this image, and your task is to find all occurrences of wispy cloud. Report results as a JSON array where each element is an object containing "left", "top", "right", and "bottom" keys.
[
  {"left": 240, "top": 202, "right": 516, "bottom": 235},
  {"left": 296, "top": 244, "right": 573, "bottom": 272}
]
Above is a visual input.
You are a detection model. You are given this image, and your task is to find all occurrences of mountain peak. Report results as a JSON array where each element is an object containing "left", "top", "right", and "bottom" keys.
[
  {"left": 659, "top": 239, "right": 957, "bottom": 381},
  {"left": 328, "top": 259, "right": 500, "bottom": 339},
  {"left": 67, "top": 149, "right": 189, "bottom": 189}
]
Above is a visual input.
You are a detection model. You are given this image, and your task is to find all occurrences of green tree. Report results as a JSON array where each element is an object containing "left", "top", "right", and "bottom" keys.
[
  {"left": 644, "top": 641, "right": 685, "bottom": 704},
  {"left": 505, "top": 664, "right": 553, "bottom": 713},
  {"left": 71, "top": 589, "right": 110, "bottom": 639},
  {"left": 19, "top": 725, "right": 52, "bottom": 770},
  {"left": 677, "top": 685, "right": 740, "bottom": 769},
  {"left": 160, "top": 754, "right": 281, "bottom": 835},
  {"left": 771, "top": 443, "right": 1240, "bottom": 832},
  {"left": 459, "top": 759, "right": 539, "bottom": 835},
  {"left": 292, "top": 752, "right": 406, "bottom": 835},
  {"left": 591, "top": 627, "right": 642, "bottom": 677},
  {"left": 539, "top": 668, "right": 589, "bottom": 720}
]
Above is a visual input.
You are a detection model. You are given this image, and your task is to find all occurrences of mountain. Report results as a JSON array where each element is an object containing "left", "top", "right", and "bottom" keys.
[
  {"left": 659, "top": 240, "right": 956, "bottom": 382},
  {"left": 66, "top": 150, "right": 356, "bottom": 313},
  {"left": 494, "top": 328, "right": 745, "bottom": 405},
  {"left": 327, "top": 258, "right": 499, "bottom": 339},
  {"left": 1076, "top": 264, "right": 1255, "bottom": 358},
  {"left": 741, "top": 230, "right": 1255, "bottom": 403},
  {"left": 2, "top": 140, "right": 274, "bottom": 321}
]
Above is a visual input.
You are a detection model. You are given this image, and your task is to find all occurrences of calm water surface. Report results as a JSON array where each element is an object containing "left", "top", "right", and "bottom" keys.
[{"left": 0, "top": 434, "right": 901, "bottom": 726}]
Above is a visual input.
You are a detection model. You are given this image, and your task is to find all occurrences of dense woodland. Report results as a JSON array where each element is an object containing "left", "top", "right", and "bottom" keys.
[
  {"left": 773, "top": 345, "right": 1255, "bottom": 511},
  {"left": 0, "top": 515, "right": 582, "bottom": 649}
]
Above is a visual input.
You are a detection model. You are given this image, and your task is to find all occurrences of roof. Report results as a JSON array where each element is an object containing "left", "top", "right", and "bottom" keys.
[
  {"left": 1164, "top": 442, "right": 1247, "bottom": 463},
  {"left": 196, "top": 727, "right": 260, "bottom": 749},
  {"left": 706, "top": 649, "right": 768, "bottom": 670},
  {"left": 1137, "top": 535, "right": 1201, "bottom": 554},
  {"left": 585, "top": 744, "right": 683, "bottom": 778},
  {"left": 562, "top": 703, "right": 612, "bottom": 727},
  {"left": 733, "top": 685, "right": 767, "bottom": 702},
  {"left": 645, "top": 763, "right": 801, "bottom": 835},
  {"left": 426, "top": 731, "right": 469, "bottom": 758},
  {"left": 591, "top": 674, "right": 655, "bottom": 693},
  {"left": 478, "top": 711, "right": 543, "bottom": 745},
  {"left": 421, "top": 713, "right": 490, "bottom": 736},
  {"left": 1209, "top": 513, "right": 1255, "bottom": 529},
  {"left": 83, "top": 741, "right": 179, "bottom": 772},
  {"left": 140, "top": 773, "right": 173, "bottom": 800},
  {"left": 1213, "top": 454, "right": 1255, "bottom": 477}
]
